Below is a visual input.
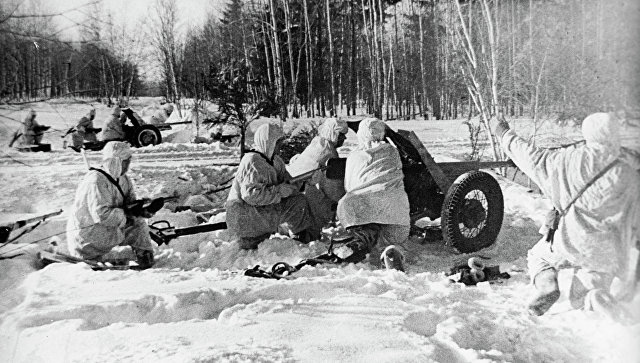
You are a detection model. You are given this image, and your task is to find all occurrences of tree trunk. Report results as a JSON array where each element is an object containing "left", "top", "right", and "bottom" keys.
[
  {"left": 269, "top": 0, "right": 286, "bottom": 121},
  {"left": 303, "top": 0, "right": 313, "bottom": 117},
  {"left": 283, "top": 0, "right": 299, "bottom": 118},
  {"left": 326, "top": 0, "right": 337, "bottom": 116}
]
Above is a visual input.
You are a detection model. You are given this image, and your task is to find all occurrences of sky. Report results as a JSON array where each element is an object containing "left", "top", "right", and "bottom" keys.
[{"left": 41, "top": 0, "right": 223, "bottom": 40}]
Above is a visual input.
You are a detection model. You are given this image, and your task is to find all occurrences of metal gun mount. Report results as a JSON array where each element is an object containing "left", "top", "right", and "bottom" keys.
[{"left": 149, "top": 220, "right": 227, "bottom": 246}]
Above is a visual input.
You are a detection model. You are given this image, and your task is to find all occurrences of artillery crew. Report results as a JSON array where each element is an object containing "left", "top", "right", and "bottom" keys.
[
  {"left": 149, "top": 104, "right": 174, "bottom": 125},
  {"left": 101, "top": 106, "right": 127, "bottom": 142},
  {"left": 335, "top": 118, "right": 411, "bottom": 265},
  {"left": 493, "top": 112, "right": 640, "bottom": 320},
  {"left": 19, "top": 109, "right": 49, "bottom": 145},
  {"left": 225, "top": 123, "right": 317, "bottom": 250},
  {"left": 71, "top": 108, "right": 99, "bottom": 148},
  {"left": 288, "top": 118, "right": 348, "bottom": 235}
]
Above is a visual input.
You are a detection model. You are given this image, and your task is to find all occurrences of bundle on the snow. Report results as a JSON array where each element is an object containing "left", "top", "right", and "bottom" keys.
[{"left": 446, "top": 257, "right": 511, "bottom": 285}]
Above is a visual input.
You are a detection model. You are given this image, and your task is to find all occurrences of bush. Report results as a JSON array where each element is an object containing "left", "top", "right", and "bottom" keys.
[{"left": 279, "top": 122, "right": 319, "bottom": 164}]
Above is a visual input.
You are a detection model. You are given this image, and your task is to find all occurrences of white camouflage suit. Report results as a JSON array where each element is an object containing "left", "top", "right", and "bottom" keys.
[
  {"left": 101, "top": 107, "right": 126, "bottom": 141},
  {"left": 21, "top": 109, "right": 44, "bottom": 145},
  {"left": 225, "top": 123, "right": 313, "bottom": 249},
  {"left": 66, "top": 141, "right": 153, "bottom": 260},
  {"left": 337, "top": 118, "right": 411, "bottom": 260},
  {"left": 500, "top": 113, "right": 640, "bottom": 308},
  {"left": 71, "top": 108, "right": 98, "bottom": 147},
  {"left": 288, "top": 118, "right": 348, "bottom": 231}
]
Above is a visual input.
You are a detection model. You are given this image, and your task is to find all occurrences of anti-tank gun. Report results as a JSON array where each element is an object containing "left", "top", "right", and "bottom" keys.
[{"left": 328, "top": 120, "right": 516, "bottom": 253}]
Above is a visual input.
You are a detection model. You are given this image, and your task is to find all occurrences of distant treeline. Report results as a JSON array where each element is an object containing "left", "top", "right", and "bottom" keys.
[
  {"left": 0, "top": 1, "right": 143, "bottom": 103},
  {"left": 169, "top": 0, "right": 639, "bottom": 121},
  {"left": 2, "top": 0, "right": 638, "bottom": 123}
]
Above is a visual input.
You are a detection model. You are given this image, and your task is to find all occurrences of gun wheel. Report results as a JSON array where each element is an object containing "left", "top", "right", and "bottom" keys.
[
  {"left": 134, "top": 125, "right": 162, "bottom": 147},
  {"left": 441, "top": 171, "right": 504, "bottom": 253}
]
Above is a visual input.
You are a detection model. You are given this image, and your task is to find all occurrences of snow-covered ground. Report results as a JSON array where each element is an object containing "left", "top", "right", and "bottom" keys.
[{"left": 0, "top": 99, "right": 638, "bottom": 363}]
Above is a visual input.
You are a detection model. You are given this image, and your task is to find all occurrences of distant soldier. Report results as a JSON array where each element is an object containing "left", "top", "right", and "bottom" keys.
[
  {"left": 71, "top": 108, "right": 99, "bottom": 148},
  {"left": 149, "top": 104, "right": 174, "bottom": 125},
  {"left": 18, "top": 109, "right": 49, "bottom": 145},
  {"left": 102, "top": 107, "right": 128, "bottom": 142}
]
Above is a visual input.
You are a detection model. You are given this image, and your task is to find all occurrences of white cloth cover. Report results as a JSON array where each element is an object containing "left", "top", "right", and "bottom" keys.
[
  {"left": 102, "top": 110, "right": 126, "bottom": 141},
  {"left": 337, "top": 119, "right": 410, "bottom": 228}
]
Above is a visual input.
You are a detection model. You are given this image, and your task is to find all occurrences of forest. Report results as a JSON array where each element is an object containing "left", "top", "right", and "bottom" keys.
[{"left": 1, "top": 0, "right": 638, "bottom": 125}]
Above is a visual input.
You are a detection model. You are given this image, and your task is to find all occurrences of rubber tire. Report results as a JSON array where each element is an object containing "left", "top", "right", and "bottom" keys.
[
  {"left": 134, "top": 125, "right": 162, "bottom": 147},
  {"left": 441, "top": 171, "right": 504, "bottom": 253}
]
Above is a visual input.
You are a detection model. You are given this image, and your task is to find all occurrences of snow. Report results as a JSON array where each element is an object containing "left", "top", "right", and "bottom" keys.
[{"left": 1, "top": 99, "right": 639, "bottom": 363}]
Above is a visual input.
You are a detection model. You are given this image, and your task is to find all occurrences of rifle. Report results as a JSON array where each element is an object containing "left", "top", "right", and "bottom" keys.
[
  {"left": 126, "top": 196, "right": 179, "bottom": 217},
  {"left": 0, "top": 209, "right": 63, "bottom": 244},
  {"left": 149, "top": 220, "right": 227, "bottom": 246},
  {"left": 62, "top": 127, "right": 76, "bottom": 138}
]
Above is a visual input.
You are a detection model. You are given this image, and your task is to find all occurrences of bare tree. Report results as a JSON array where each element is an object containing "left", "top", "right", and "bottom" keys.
[{"left": 151, "top": 0, "right": 181, "bottom": 105}]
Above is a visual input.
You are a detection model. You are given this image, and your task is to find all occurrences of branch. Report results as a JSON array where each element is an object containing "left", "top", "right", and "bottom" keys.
[{"left": 5, "top": 1, "right": 101, "bottom": 20}]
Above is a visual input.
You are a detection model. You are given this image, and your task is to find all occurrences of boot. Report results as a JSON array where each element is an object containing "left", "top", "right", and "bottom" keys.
[
  {"left": 134, "top": 248, "right": 154, "bottom": 269},
  {"left": 584, "top": 289, "right": 631, "bottom": 322},
  {"left": 239, "top": 233, "right": 271, "bottom": 250},
  {"left": 290, "top": 229, "right": 320, "bottom": 244},
  {"left": 380, "top": 245, "right": 405, "bottom": 272},
  {"left": 333, "top": 240, "right": 370, "bottom": 263},
  {"left": 528, "top": 268, "right": 560, "bottom": 316},
  {"left": 332, "top": 224, "right": 380, "bottom": 264}
]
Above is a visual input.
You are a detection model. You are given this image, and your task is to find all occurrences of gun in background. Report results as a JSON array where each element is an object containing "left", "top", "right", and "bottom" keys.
[
  {"left": 0, "top": 209, "right": 63, "bottom": 244},
  {"left": 149, "top": 220, "right": 227, "bottom": 246}
]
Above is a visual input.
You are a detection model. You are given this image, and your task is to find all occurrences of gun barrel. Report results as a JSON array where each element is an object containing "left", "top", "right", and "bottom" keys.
[
  {"left": 5, "top": 209, "right": 63, "bottom": 230},
  {"left": 174, "top": 222, "right": 227, "bottom": 237}
]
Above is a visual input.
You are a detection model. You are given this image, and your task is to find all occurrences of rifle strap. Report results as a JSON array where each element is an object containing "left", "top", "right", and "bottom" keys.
[
  {"left": 246, "top": 150, "right": 274, "bottom": 166},
  {"left": 557, "top": 158, "right": 620, "bottom": 217},
  {"left": 90, "top": 167, "right": 127, "bottom": 203},
  {"left": 546, "top": 158, "right": 620, "bottom": 250}
]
